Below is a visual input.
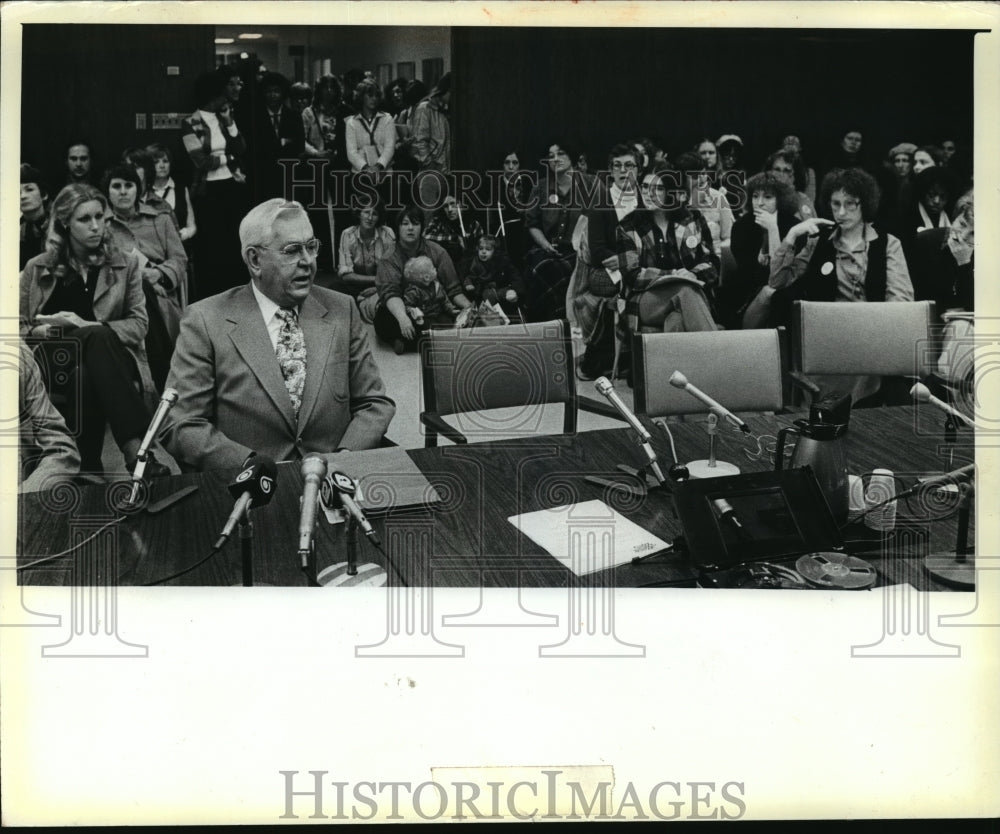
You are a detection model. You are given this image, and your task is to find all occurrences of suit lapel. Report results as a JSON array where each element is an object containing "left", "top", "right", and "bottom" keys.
[
  {"left": 227, "top": 286, "right": 297, "bottom": 432},
  {"left": 296, "top": 292, "right": 334, "bottom": 428}
]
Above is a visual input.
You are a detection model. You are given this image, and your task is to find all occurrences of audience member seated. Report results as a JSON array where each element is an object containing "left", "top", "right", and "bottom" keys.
[
  {"left": 64, "top": 141, "right": 95, "bottom": 187},
  {"left": 338, "top": 196, "right": 396, "bottom": 306},
  {"left": 373, "top": 205, "right": 471, "bottom": 353},
  {"left": 580, "top": 164, "right": 720, "bottom": 381},
  {"left": 679, "top": 151, "right": 733, "bottom": 255},
  {"left": 395, "top": 254, "right": 461, "bottom": 353},
  {"left": 716, "top": 171, "right": 798, "bottom": 330},
  {"left": 425, "top": 193, "right": 485, "bottom": 269},
  {"left": 20, "top": 164, "right": 49, "bottom": 270},
  {"left": 459, "top": 233, "right": 526, "bottom": 320},
  {"left": 912, "top": 144, "right": 943, "bottom": 174},
  {"left": 182, "top": 69, "right": 249, "bottom": 299},
  {"left": 902, "top": 165, "right": 957, "bottom": 238},
  {"left": 121, "top": 147, "right": 174, "bottom": 218},
  {"left": 20, "top": 184, "right": 167, "bottom": 477},
  {"left": 820, "top": 127, "right": 875, "bottom": 181},
  {"left": 104, "top": 163, "right": 188, "bottom": 388},
  {"left": 765, "top": 149, "right": 816, "bottom": 220},
  {"left": 781, "top": 134, "right": 817, "bottom": 202},
  {"left": 909, "top": 194, "right": 974, "bottom": 319},
  {"left": 496, "top": 148, "right": 531, "bottom": 266},
  {"left": 575, "top": 143, "right": 643, "bottom": 372},
  {"left": 523, "top": 139, "right": 592, "bottom": 321},
  {"left": 160, "top": 198, "right": 395, "bottom": 472},
  {"left": 18, "top": 343, "right": 81, "bottom": 493},
  {"left": 877, "top": 141, "right": 916, "bottom": 234},
  {"left": 769, "top": 167, "right": 914, "bottom": 403},
  {"left": 715, "top": 134, "right": 746, "bottom": 213},
  {"left": 148, "top": 143, "right": 197, "bottom": 246},
  {"left": 695, "top": 137, "right": 723, "bottom": 180}
]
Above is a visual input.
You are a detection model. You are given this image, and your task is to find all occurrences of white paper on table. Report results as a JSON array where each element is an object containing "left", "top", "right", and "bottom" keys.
[{"left": 508, "top": 499, "right": 671, "bottom": 576}]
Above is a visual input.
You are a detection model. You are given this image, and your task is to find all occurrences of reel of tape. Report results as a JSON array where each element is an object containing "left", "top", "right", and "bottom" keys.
[{"left": 795, "top": 552, "right": 877, "bottom": 590}]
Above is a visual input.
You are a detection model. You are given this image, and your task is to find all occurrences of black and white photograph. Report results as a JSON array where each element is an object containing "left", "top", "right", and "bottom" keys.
[{"left": 2, "top": 1, "right": 998, "bottom": 824}]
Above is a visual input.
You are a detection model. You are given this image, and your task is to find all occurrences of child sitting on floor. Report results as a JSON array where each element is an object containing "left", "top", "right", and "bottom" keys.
[
  {"left": 459, "top": 234, "right": 525, "bottom": 320},
  {"left": 395, "top": 254, "right": 460, "bottom": 352}
]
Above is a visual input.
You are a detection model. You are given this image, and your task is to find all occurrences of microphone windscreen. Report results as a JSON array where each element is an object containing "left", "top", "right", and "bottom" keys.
[
  {"left": 301, "top": 455, "right": 327, "bottom": 480},
  {"left": 594, "top": 377, "right": 613, "bottom": 395},
  {"left": 669, "top": 370, "right": 688, "bottom": 388},
  {"left": 910, "top": 382, "right": 931, "bottom": 403},
  {"left": 162, "top": 387, "right": 179, "bottom": 404}
]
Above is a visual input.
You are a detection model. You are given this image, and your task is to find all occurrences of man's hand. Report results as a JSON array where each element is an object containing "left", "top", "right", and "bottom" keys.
[{"left": 35, "top": 312, "right": 88, "bottom": 331}]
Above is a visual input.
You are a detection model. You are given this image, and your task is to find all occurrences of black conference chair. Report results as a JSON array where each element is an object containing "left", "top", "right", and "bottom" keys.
[{"left": 418, "top": 319, "right": 622, "bottom": 447}]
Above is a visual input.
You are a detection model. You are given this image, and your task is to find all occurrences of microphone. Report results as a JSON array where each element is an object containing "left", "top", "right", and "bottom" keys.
[
  {"left": 297, "top": 455, "right": 328, "bottom": 568},
  {"left": 322, "top": 471, "right": 381, "bottom": 547},
  {"left": 128, "top": 387, "right": 178, "bottom": 504},
  {"left": 910, "top": 382, "right": 975, "bottom": 428},
  {"left": 896, "top": 463, "right": 975, "bottom": 502},
  {"left": 669, "top": 370, "right": 750, "bottom": 433},
  {"left": 594, "top": 377, "right": 666, "bottom": 484},
  {"left": 850, "top": 463, "right": 975, "bottom": 528},
  {"left": 213, "top": 454, "right": 277, "bottom": 551},
  {"left": 711, "top": 497, "right": 745, "bottom": 535}
]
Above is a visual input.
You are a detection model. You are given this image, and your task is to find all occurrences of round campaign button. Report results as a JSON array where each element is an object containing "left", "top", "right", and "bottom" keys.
[
  {"left": 548, "top": 193, "right": 560, "bottom": 204},
  {"left": 686, "top": 235, "right": 699, "bottom": 249},
  {"left": 820, "top": 261, "right": 834, "bottom": 276}
]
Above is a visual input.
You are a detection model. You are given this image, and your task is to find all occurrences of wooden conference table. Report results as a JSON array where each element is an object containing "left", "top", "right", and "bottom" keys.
[{"left": 16, "top": 406, "right": 975, "bottom": 589}]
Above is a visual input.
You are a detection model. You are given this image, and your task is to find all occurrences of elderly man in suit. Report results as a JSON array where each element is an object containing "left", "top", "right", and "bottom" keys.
[{"left": 160, "top": 198, "right": 395, "bottom": 472}]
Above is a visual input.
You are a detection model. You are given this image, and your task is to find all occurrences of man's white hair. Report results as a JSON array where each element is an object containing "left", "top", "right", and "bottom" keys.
[{"left": 239, "top": 198, "right": 308, "bottom": 263}]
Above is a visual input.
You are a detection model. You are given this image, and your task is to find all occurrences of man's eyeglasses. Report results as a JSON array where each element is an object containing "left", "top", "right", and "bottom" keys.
[
  {"left": 258, "top": 239, "right": 322, "bottom": 260},
  {"left": 612, "top": 161, "right": 638, "bottom": 171}
]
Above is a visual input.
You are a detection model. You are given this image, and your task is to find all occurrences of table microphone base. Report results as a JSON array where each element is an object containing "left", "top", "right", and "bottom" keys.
[
  {"left": 686, "top": 459, "right": 740, "bottom": 479},
  {"left": 924, "top": 553, "right": 975, "bottom": 590},
  {"left": 317, "top": 561, "right": 388, "bottom": 587}
]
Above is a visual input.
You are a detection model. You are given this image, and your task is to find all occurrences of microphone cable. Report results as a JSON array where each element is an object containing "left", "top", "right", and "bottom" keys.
[
  {"left": 142, "top": 544, "right": 224, "bottom": 586},
  {"left": 16, "top": 515, "right": 126, "bottom": 572}
]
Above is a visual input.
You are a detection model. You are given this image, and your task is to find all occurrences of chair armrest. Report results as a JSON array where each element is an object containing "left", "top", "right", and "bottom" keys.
[
  {"left": 577, "top": 396, "right": 627, "bottom": 423},
  {"left": 419, "top": 412, "right": 469, "bottom": 445},
  {"left": 788, "top": 370, "right": 822, "bottom": 397}
]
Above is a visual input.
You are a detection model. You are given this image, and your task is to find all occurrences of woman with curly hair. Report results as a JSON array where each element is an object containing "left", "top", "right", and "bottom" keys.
[
  {"left": 716, "top": 171, "right": 799, "bottom": 329},
  {"left": 769, "top": 167, "right": 914, "bottom": 403},
  {"left": 19, "top": 184, "right": 168, "bottom": 477},
  {"left": 770, "top": 167, "right": 912, "bottom": 303}
]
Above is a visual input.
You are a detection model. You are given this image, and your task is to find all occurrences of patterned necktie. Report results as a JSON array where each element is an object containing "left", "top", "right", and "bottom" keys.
[{"left": 275, "top": 308, "right": 307, "bottom": 419}]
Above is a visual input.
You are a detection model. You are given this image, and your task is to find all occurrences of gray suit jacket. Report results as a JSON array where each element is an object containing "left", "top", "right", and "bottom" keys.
[{"left": 161, "top": 284, "right": 395, "bottom": 472}]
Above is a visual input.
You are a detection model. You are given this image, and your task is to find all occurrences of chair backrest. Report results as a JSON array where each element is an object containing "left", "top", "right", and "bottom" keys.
[
  {"left": 421, "top": 318, "right": 577, "bottom": 425},
  {"left": 792, "top": 300, "right": 935, "bottom": 378},
  {"left": 633, "top": 329, "right": 787, "bottom": 418},
  {"left": 718, "top": 243, "right": 737, "bottom": 287}
]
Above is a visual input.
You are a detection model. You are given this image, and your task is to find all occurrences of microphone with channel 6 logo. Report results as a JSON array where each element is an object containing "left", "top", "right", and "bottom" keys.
[{"left": 213, "top": 453, "right": 278, "bottom": 551}]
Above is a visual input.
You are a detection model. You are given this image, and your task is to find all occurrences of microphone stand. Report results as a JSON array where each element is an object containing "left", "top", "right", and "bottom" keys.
[
  {"left": 686, "top": 412, "right": 741, "bottom": 479},
  {"left": 924, "top": 480, "right": 975, "bottom": 589},
  {"left": 346, "top": 513, "right": 359, "bottom": 577},
  {"left": 239, "top": 510, "right": 254, "bottom": 587}
]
